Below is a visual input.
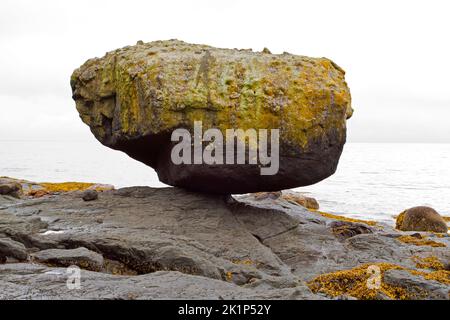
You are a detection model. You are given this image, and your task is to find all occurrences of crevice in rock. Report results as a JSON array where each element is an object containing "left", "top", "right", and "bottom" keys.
[
  {"left": 251, "top": 233, "right": 263, "bottom": 244},
  {"left": 259, "top": 225, "right": 300, "bottom": 242}
]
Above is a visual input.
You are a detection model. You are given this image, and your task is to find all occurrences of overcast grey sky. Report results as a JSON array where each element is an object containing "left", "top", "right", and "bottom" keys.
[{"left": 1, "top": 0, "right": 449, "bottom": 142}]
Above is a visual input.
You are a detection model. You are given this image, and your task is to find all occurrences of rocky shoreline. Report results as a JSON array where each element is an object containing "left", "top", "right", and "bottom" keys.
[{"left": 0, "top": 177, "right": 448, "bottom": 300}]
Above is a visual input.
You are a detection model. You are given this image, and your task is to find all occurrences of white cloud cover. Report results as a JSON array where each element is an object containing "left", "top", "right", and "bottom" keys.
[{"left": 1, "top": 0, "right": 449, "bottom": 142}]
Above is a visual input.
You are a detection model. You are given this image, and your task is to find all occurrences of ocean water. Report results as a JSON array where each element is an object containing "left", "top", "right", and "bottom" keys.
[{"left": 1, "top": 141, "right": 449, "bottom": 224}]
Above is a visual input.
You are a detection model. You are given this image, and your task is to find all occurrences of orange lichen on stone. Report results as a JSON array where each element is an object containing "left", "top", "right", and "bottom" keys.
[
  {"left": 28, "top": 189, "right": 49, "bottom": 198},
  {"left": 39, "top": 182, "right": 96, "bottom": 192},
  {"left": 311, "top": 210, "right": 377, "bottom": 226},
  {"left": 397, "top": 235, "right": 446, "bottom": 247},
  {"left": 412, "top": 256, "right": 445, "bottom": 270},
  {"left": 421, "top": 270, "right": 450, "bottom": 285},
  {"left": 307, "top": 263, "right": 409, "bottom": 300},
  {"left": 0, "top": 177, "right": 114, "bottom": 197},
  {"left": 409, "top": 269, "right": 450, "bottom": 285},
  {"left": 37, "top": 182, "right": 113, "bottom": 193}
]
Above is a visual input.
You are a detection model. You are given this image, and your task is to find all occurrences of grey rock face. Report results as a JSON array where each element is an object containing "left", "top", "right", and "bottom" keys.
[
  {"left": 0, "top": 237, "right": 28, "bottom": 262},
  {"left": 0, "top": 264, "right": 315, "bottom": 300},
  {"left": 31, "top": 247, "right": 104, "bottom": 271},
  {"left": 0, "top": 185, "right": 449, "bottom": 300}
]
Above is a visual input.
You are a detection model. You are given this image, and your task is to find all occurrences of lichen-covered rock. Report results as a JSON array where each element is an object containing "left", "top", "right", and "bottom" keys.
[
  {"left": 308, "top": 263, "right": 450, "bottom": 300},
  {"left": 383, "top": 269, "right": 449, "bottom": 300},
  {"left": 282, "top": 192, "right": 320, "bottom": 210},
  {"left": 71, "top": 40, "right": 353, "bottom": 194},
  {"left": 0, "top": 177, "right": 114, "bottom": 197},
  {"left": 396, "top": 207, "right": 448, "bottom": 233},
  {"left": 328, "top": 221, "right": 373, "bottom": 240},
  {"left": 0, "top": 178, "right": 22, "bottom": 198}
]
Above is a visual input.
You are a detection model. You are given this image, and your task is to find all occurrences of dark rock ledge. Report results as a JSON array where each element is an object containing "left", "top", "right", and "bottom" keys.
[{"left": 0, "top": 181, "right": 449, "bottom": 300}]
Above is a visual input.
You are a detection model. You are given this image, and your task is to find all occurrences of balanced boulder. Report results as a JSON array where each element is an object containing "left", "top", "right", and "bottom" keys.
[
  {"left": 396, "top": 206, "right": 448, "bottom": 233},
  {"left": 71, "top": 40, "right": 353, "bottom": 194}
]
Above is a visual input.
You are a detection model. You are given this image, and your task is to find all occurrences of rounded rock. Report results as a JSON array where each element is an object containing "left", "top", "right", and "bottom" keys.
[
  {"left": 0, "top": 181, "right": 22, "bottom": 198},
  {"left": 82, "top": 189, "right": 98, "bottom": 202},
  {"left": 282, "top": 193, "right": 320, "bottom": 210},
  {"left": 396, "top": 206, "right": 448, "bottom": 233}
]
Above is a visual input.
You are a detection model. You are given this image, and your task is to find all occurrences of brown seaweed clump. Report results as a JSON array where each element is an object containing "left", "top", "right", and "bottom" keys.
[
  {"left": 308, "top": 262, "right": 450, "bottom": 300},
  {"left": 397, "top": 235, "right": 446, "bottom": 248},
  {"left": 308, "top": 263, "right": 408, "bottom": 299}
]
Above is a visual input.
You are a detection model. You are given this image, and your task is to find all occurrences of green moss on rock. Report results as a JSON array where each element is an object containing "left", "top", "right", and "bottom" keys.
[{"left": 71, "top": 40, "right": 352, "bottom": 151}]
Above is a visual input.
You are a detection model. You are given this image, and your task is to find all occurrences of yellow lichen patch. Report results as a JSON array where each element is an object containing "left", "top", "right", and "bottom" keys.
[
  {"left": 231, "top": 259, "right": 255, "bottom": 266},
  {"left": 412, "top": 256, "right": 445, "bottom": 271},
  {"left": 39, "top": 182, "right": 95, "bottom": 192},
  {"left": 421, "top": 270, "right": 450, "bottom": 285},
  {"left": 308, "top": 262, "right": 450, "bottom": 299},
  {"left": 36, "top": 182, "right": 113, "bottom": 193},
  {"left": 311, "top": 210, "right": 377, "bottom": 226},
  {"left": 395, "top": 211, "right": 406, "bottom": 229},
  {"left": 397, "top": 235, "right": 446, "bottom": 247},
  {"left": 307, "top": 263, "right": 409, "bottom": 300},
  {"left": 410, "top": 269, "right": 450, "bottom": 285}
]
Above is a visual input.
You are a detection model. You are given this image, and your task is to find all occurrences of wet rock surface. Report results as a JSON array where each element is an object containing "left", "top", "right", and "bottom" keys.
[
  {"left": 71, "top": 40, "right": 353, "bottom": 194},
  {"left": 0, "top": 185, "right": 448, "bottom": 300}
]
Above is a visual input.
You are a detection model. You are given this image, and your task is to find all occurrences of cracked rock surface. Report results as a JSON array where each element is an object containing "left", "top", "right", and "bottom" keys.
[{"left": 0, "top": 187, "right": 449, "bottom": 300}]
